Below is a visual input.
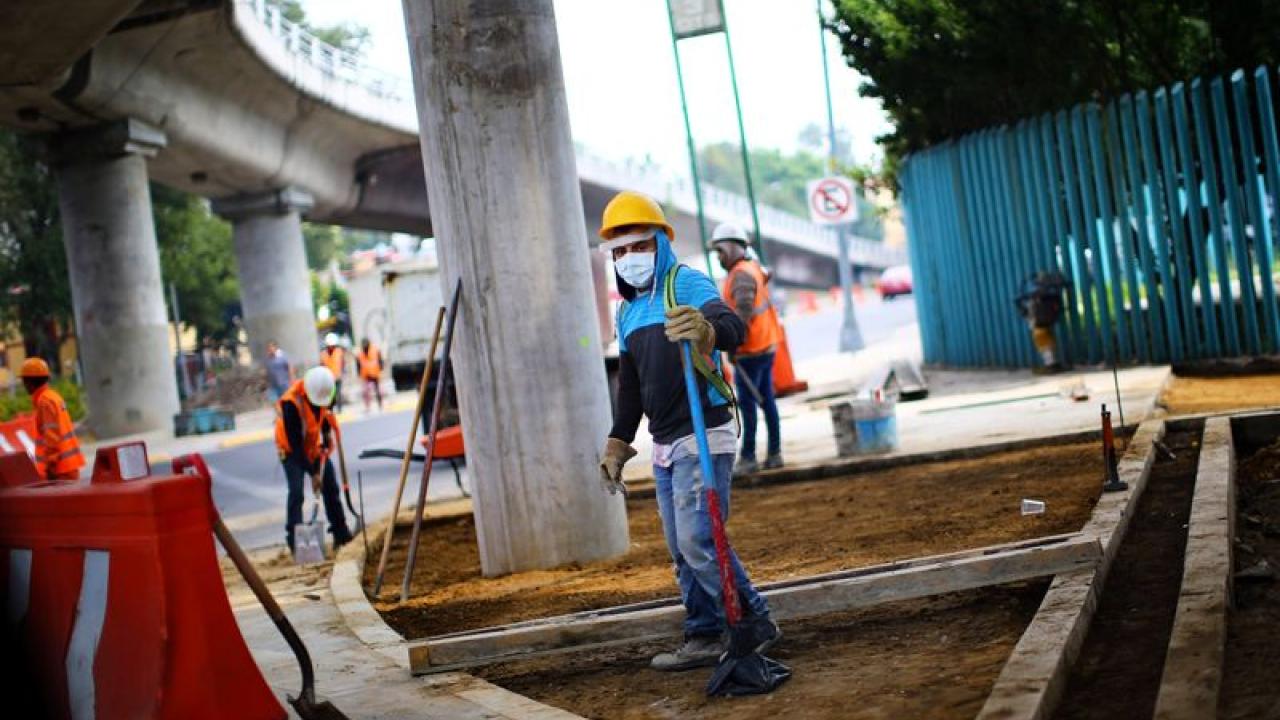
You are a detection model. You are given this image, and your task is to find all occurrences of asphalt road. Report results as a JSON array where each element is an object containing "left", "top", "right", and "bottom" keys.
[
  {"left": 783, "top": 293, "right": 919, "bottom": 363},
  {"left": 160, "top": 407, "right": 468, "bottom": 551},
  {"left": 190, "top": 295, "right": 919, "bottom": 551}
]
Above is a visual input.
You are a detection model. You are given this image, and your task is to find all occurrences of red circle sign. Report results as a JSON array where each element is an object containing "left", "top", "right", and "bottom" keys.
[{"left": 810, "top": 179, "right": 852, "bottom": 220}]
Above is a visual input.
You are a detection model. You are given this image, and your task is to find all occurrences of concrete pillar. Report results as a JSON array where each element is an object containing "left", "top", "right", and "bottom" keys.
[
  {"left": 403, "top": 0, "right": 629, "bottom": 575},
  {"left": 52, "top": 119, "right": 180, "bottom": 438},
  {"left": 212, "top": 188, "right": 319, "bottom": 369}
]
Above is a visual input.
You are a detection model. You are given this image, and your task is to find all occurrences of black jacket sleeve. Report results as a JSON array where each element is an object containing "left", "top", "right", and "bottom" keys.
[
  {"left": 608, "top": 351, "right": 644, "bottom": 443},
  {"left": 282, "top": 401, "right": 311, "bottom": 468},
  {"left": 699, "top": 298, "right": 747, "bottom": 353}
]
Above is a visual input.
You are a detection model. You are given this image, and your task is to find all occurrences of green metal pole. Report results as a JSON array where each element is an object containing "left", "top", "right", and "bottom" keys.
[
  {"left": 720, "top": 1, "right": 766, "bottom": 265},
  {"left": 665, "top": 2, "right": 717, "bottom": 277}
]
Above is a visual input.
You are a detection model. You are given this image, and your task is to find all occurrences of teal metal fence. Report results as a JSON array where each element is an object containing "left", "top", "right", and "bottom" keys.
[{"left": 901, "top": 65, "right": 1280, "bottom": 367}]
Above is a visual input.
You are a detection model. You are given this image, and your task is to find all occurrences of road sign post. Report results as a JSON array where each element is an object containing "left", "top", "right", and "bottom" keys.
[{"left": 807, "top": 176, "right": 864, "bottom": 352}]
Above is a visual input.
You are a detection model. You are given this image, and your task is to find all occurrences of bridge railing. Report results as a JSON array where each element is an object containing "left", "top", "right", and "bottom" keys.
[{"left": 247, "top": 0, "right": 413, "bottom": 105}]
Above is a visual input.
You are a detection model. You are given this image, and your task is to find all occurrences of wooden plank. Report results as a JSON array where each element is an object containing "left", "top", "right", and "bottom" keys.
[
  {"left": 1154, "top": 416, "right": 1235, "bottom": 720},
  {"left": 409, "top": 535, "right": 1101, "bottom": 675}
]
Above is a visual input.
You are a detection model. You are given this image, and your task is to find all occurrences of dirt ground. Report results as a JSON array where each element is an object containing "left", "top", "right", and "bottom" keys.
[
  {"left": 1220, "top": 433, "right": 1280, "bottom": 719},
  {"left": 370, "top": 440, "right": 1104, "bottom": 639},
  {"left": 1054, "top": 423, "right": 1201, "bottom": 720},
  {"left": 477, "top": 582, "right": 1048, "bottom": 720},
  {"left": 1159, "top": 373, "right": 1280, "bottom": 415}
]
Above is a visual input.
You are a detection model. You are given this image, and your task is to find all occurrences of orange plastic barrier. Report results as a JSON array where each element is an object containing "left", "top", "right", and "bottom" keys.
[
  {"left": 772, "top": 325, "right": 809, "bottom": 398},
  {"left": 0, "top": 444, "right": 285, "bottom": 720},
  {"left": 0, "top": 412, "right": 36, "bottom": 460}
]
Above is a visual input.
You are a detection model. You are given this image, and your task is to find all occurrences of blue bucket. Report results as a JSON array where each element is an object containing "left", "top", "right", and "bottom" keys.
[{"left": 852, "top": 398, "right": 898, "bottom": 453}]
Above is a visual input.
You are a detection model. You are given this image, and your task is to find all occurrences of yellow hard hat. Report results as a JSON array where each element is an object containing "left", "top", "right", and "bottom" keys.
[
  {"left": 598, "top": 191, "right": 675, "bottom": 249},
  {"left": 19, "top": 357, "right": 50, "bottom": 378}
]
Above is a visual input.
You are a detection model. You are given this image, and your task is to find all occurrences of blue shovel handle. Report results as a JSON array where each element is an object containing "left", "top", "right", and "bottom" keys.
[{"left": 679, "top": 340, "right": 743, "bottom": 626}]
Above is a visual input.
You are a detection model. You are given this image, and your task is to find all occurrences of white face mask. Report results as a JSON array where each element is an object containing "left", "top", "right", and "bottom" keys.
[{"left": 615, "top": 251, "right": 655, "bottom": 289}]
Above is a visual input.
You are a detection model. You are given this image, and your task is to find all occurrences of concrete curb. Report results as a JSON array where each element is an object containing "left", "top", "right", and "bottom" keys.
[
  {"left": 1153, "top": 415, "right": 1235, "bottom": 720},
  {"left": 328, "top": 519, "right": 587, "bottom": 719},
  {"left": 976, "top": 417, "right": 1165, "bottom": 720}
]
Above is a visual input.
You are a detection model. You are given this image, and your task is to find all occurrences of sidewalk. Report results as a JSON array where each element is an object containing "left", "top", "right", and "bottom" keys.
[{"left": 225, "top": 552, "right": 581, "bottom": 720}]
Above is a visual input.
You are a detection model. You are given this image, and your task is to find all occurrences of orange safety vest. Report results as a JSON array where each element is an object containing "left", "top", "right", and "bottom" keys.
[
  {"left": 321, "top": 346, "right": 344, "bottom": 380},
  {"left": 722, "top": 260, "right": 782, "bottom": 356},
  {"left": 356, "top": 346, "right": 382, "bottom": 381},
  {"left": 273, "top": 380, "right": 336, "bottom": 465},
  {"left": 31, "top": 385, "right": 84, "bottom": 480}
]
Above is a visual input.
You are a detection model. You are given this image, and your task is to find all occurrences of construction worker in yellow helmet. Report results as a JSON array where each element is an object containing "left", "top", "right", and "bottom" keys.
[
  {"left": 596, "top": 190, "right": 780, "bottom": 671},
  {"left": 19, "top": 358, "right": 85, "bottom": 481}
]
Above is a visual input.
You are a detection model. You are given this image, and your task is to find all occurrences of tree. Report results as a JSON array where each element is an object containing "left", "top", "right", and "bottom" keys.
[
  {"left": 269, "top": 0, "right": 371, "bottom": 55},
  {"left": 829, "top": 0, "right": 1280, "bottom": 182},
  {"left": 0, "top": 130, "right": 72, "bottom": 367},
  {"left": 151, "top": 185, "right": 241, "bottom": 343}
]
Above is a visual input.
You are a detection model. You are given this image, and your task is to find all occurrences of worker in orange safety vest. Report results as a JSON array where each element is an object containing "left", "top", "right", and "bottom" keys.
[
  {"left": 708, "top": 223, "right": 785, "bottom": 476},
  {"left": 355, "top": 338, "right": 383, "bottom": 412},
  {"left": 19, "top": 358, "right": 85, "bottom": 481},
  {"left": 274, "top": 367, "right": 353, "bottom": 553},
  {"left": 320, "top": 333, "right": 346, "bottom": 413}
]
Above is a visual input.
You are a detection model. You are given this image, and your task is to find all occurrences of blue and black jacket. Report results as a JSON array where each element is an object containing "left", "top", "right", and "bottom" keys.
[{"left": 609, "top": 231, "right": 746, "bottom": 445}]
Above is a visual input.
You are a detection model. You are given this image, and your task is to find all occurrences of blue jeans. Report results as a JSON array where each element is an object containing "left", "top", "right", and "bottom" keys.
[
  {"left": 284, "top": 458, "right": 352, "bottom": 551},
  {"left": 735, "top": 352, "right": 781, "bottom": 460},
  {"left": 654, "top": 452, "right": 770, "bottom": 638}
]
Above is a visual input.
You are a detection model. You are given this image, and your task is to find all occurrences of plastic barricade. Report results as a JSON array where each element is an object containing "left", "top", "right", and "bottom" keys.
[
  {"left": 772, "top": 325, "right": 809, "bottom": 397},
  {"left": 0, "top": 443, "right": 285, "bottom": 720},
  {"left": 0, "top": 412, "right": 37, "bottom": 460}
]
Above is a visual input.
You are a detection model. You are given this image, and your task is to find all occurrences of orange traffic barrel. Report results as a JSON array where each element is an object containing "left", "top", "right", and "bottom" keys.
[{"left": 0, "top": 444, "right": 285, "bottom": 719}]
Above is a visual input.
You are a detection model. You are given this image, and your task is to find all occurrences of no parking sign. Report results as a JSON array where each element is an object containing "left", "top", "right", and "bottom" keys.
[{"left": 806, "top": 176, "right": 860, "bottom": 225}]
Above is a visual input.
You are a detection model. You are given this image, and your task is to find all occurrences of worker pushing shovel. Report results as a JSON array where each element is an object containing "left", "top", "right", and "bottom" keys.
[{"left": 596, "top": 191, "right": 789, "bottom": 694}]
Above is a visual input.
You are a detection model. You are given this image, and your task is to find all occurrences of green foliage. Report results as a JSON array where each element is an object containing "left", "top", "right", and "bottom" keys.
[
  {"left": 303, "top": 222, "right": 343, "bottom": 270},
  {"left": 268, "top": 0, "right": 370, "bottom": 55},
  {"left": 152, "top": 185, "right": 241, "bottom": 343},
  {"left": 0, "top": 377, "right": 85, "bottom": 422},
  {"left": 0, "top": 130, "right": 73, "bottom": 363},
  {"left": 829, "top": 0, "right": 1280, "bottom": 182}
]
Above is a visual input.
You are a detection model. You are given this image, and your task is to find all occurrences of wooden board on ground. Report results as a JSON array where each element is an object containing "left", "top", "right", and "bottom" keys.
[
  {"left": 1153, "top": 416, "right": 1235, "bottom": 720},
  {"left": 408, "top": 533, "right": 1101, "bottom": 674}
]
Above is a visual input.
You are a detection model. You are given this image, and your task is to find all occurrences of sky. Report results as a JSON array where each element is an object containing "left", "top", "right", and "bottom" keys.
[{"left": 301, "top": 1, "right": 893, "bottom": 178}]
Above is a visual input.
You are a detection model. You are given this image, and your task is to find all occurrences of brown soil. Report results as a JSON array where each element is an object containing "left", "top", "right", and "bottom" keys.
[
  {"left": 1053, "top": 422, "right": 1202, "bottom": 720},
  {"left": 1220, "top": 432, "right": 1280, "bottom": 719},
  {"left": 476, "top": 582, "right": 1048, "bottom": 720},
  {"left": 370, "top": 441, "right": 1104, "bottom": 639},
  {"left": 1159, "top": 373, "right": 1280, "bottom": 415}
]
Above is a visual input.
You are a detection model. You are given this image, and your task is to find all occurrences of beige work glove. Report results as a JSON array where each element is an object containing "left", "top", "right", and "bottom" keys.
[
  {"left": 664, "top": 305, "right": 715, "bottom": 355},
  {"left": 599, "top": 437, "right": 637, "bottom": 496}
]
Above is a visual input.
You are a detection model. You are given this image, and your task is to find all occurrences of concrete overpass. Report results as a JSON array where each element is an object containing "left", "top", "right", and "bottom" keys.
[{"left": 0, "top": 0, "right": 903, "bottom": 437}]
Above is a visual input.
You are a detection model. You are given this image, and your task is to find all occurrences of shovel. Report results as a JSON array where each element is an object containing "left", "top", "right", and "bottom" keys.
[
  {"left": 172, "top": 453, "right": 350, "bottom": 720},
  {"left": 678, "top": 340, "right": 791, "bottom": 697}
]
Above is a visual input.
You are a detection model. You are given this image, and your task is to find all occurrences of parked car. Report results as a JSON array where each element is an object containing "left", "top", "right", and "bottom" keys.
[{"left": 878, "top": 264, "right": 914, "bottom": 300}]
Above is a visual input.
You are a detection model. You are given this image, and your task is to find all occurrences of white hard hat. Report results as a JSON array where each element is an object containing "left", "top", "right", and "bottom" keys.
[
  {"left": 324, "top": 332, "right": 339, "bottom": 346},
  {"left": 710, "top": 222, "right": 750, "bottom": 246},
  {"left": 303, "top": 366, "right": 336, "bottom": 407}
]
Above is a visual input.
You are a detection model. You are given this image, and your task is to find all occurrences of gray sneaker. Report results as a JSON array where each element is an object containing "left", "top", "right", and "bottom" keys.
[
  {"left": 763, "top": 454, "right": 784, "bottom": 470},
  {"left": 733, "top": 457, "right": 760, "bottom": 477},
  {"left": 650, "top": 635, "right": 725, "bottom": 671}
]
